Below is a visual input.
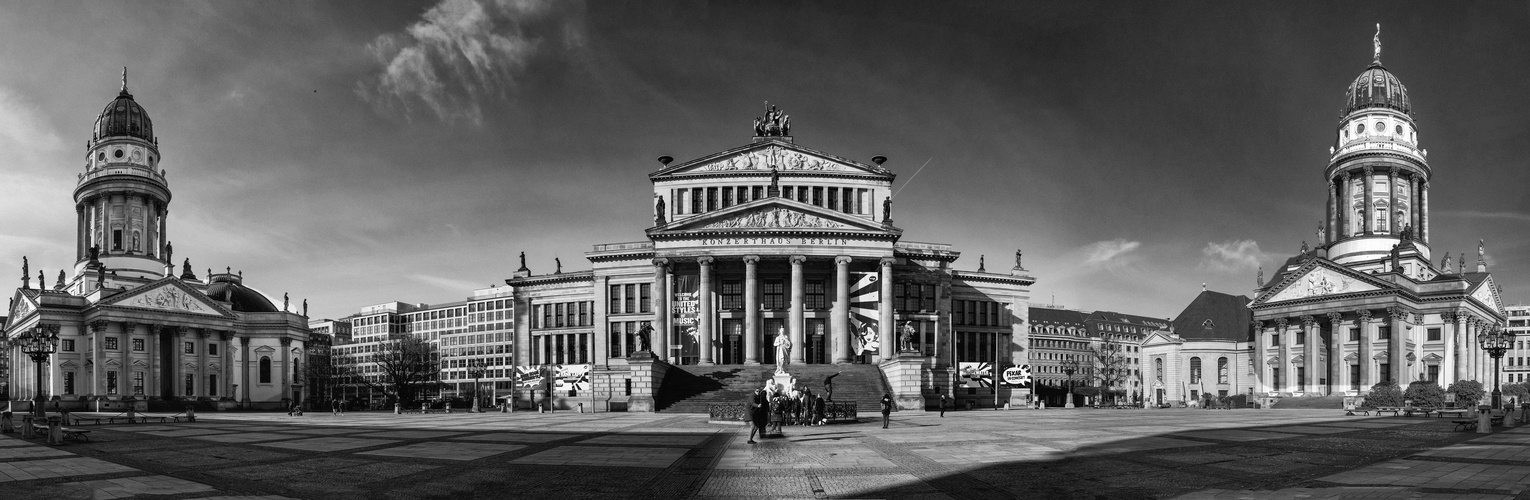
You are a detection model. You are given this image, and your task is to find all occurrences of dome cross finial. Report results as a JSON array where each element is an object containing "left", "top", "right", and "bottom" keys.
[{"left": 1373, "top": 24, "right": 1381, "bottom": 63}]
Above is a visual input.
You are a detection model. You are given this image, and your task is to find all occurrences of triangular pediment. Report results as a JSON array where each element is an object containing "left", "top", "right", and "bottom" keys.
[
  {"left": 652, "top": 139, "right": 891, "bottom": 178},
  {"left": 1467, "top": 275, "right": 1503, "bottom": 314},
  {"left": 1141, "top": 331, "right": 1181, "bottom": 346},
  {"left": 1254, "top": 259, "right": 1387, "bottom": 306},
  {"left": 99, "top": 278, "right": 234, "bottom": 318},
  {"left": 656, "top": 197, "right": 894, "bottom": 234},
  {"left": 254, "top": 345, "right": 275, "bottom": 354},
  {"left": 8, "top": 290, "right": 39, "bottom": 323}
]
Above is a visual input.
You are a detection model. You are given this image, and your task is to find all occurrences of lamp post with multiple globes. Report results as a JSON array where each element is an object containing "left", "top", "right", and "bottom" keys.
[
  {"left": 1477, "top": 326, "right": 1513, "bottom": 410},
  {"left": 16, "top": 324, "right": 61, "bottom": 418},
  {"left": 467, "top": 359, "right": 486, "bottom": 413}
]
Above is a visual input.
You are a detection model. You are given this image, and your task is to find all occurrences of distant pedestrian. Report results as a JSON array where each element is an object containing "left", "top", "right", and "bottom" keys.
[
  {"left": 880, "top": 393, "right": 894, "bottom": 429},
  {"left": 331, "top": 398, "right": 342, "bottom": 416},
  {"left": 824, "top": 372, "right": 840, "bottom": 401},
  {"left": 938, "top": 394, "right": 949, "bottom": 417}
]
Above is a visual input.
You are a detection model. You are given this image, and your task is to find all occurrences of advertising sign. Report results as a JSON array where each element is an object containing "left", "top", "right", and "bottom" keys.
[
  {"left": 847, "top": 272, "right": 880, "bottom": 354},
  {"left": 958, "top": 362, "right": 994, "bottom": 388},
  {"left": 553, "top": 364, "right": 591, "bottom": 392},
  {"left": 672, "top": 275, "right": 700, "bottom": 357},
  {"left": 1002, "top": 364, "right": 1033, "bottom": 388}
]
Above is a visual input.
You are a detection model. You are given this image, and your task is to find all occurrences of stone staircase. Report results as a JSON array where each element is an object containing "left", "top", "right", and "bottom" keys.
[{"left": 655, "top": 364, "right": 890, "bottom": 413}]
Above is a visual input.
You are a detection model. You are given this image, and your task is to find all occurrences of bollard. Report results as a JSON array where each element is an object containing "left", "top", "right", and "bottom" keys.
[
  {"left": 445, "top": 402, "right": 452, "bottom": 414},
  {"left": 395, "top": 403, "right": 402, "bottom": 415},
  {"left": 22, "top": 414, "right": 34, "bottom": 439},
  {"left": 186, "top": 406, "right": 197, "bottom": 423},
  {"left": 47, "top": 415, "right": 63, "bottom": 445},
  {"left": 0, "top": 411, "right": 12, "bottom": 434},
  {"left": 539, "top": 404, "right": 545, "bottom": 413},
  {"left": 578, "top": 403, "right": 584, "bottom": 414},
  {"left": 1478, "top": 411, "right": 1491, "bottom": 434},
  {"left": 501, "top": 403, "right": 508, "bottom": 413}
]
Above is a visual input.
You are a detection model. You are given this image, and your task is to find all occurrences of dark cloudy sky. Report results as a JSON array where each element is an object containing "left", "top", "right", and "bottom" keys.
[{"left": 2, "top": 1, "right": 1528, "bottom": 321}]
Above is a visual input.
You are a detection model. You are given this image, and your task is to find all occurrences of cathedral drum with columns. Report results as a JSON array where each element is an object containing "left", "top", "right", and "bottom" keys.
[
  {"left": 1249, "top": 32, "right": 1507, "bottom": 400},
  {"left": 3, "top": 73, "right": 311, "bottom": 412},
  {"left": 507, "top": 107, "right": 1036, "bottom": 412}
]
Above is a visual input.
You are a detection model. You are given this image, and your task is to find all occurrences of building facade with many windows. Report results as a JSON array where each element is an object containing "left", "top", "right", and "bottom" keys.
[{"left": 507, "top": 110, "right": 1035, "bottom": 411}]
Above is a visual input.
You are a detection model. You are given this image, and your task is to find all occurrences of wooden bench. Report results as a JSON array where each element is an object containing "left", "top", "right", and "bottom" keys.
[
  {"left": 68, "top": 412, "right": 145, "bottom": 425},
  {"left": 1373, "top": 407, "right": 1401, "bottom": 416},
  {"left": 1403, "top": 407, "right": 1435, "bottom": 417},
  {"left": 134, "top": 412, "right": 188, "bottom": 423},
  {"left": 1346, "top": 406, "right": 1377, "bottom": 416},
  {"left": 1435, "top": 409, "right": 1467, "bottom": 418},
  {"left": 31, "top": 423, "right": 91, "bottom": 442}
]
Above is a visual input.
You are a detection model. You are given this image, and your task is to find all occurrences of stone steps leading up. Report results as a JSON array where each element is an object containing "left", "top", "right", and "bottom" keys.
[{"left": 655, "top": 363, "right": 889, "bottom": 413}]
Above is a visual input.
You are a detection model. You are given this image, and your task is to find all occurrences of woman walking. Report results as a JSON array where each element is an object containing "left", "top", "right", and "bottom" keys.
[{"left": 748, "top": 388, "right": 769, "bottom": 444}]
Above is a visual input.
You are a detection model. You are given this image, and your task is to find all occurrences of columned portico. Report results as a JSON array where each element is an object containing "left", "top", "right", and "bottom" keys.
[
  {"left": 697, "top": 256, "right": 715, "bottom": 365},
  {"left": 652, "top": 258, "right": 669, "bottom": 362},
  {"left": 788, "top": 255, "right": 806, "bottom": 364}
]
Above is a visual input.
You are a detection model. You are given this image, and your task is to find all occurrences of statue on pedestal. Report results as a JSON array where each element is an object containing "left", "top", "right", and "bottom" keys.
[
  {"left": 899, "top": 321, "right": 917, "bottom": 353},
  {"left": 635, "top": 325, "right": 652, "bottom": 352},
  {"left": 773, "top": 328, "right": 792, "bottom": 374}
]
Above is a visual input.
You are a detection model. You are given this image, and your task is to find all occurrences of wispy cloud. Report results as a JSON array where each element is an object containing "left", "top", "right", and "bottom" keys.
[
  {"left": 1433, "top": 210, "right": 1530, "bottom": 224},
  {"left": 356, "top": 0, "right": 585, "bottom": 125},
  {"left": 1082, "top": 239, "right": 1141, "bottom": 266},
  {"left": 408, "top": 273, "right": 489, "bottom": 293},
  {"left": 1199, "top": 239, "right": 1267, "bottom": 273}
]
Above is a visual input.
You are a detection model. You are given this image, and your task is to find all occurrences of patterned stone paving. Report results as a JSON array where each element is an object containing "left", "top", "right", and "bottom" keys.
[{"left": 0, "top": 408, "right": 1526, "bottom": 498}]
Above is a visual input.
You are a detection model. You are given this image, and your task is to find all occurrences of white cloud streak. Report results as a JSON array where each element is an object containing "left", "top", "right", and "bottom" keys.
[
  {"left": 1199, "top": 239, "right": 1267, "bottom": 273},
  {"left": 408, "top": 273, "right": 490, "bottom": 293},
  {"left": 356, "top": 0, "right": 583, "bottom": 125},
  {"left": 1082, "top": 239, "right": 1141, "bottom": 266}
]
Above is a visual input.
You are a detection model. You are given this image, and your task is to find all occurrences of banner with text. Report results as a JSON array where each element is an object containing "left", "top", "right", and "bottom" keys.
[
  {"left": 672, "top": 274, "right": 700, "bottom": 358},
  {"left": 848, "top": 272, "right": 880, "bottom": 354}
]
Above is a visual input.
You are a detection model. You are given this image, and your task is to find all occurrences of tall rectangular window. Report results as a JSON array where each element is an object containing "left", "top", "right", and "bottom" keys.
[
  {"left": 1349, "top": 327, "right": 1359, "bottom": 342},
  {"left": 105, "top": 337, "right": 119, "bottom": 350},
  {"left": 706, "top": 187, "right": 717, "bottom": 211},
  {"left": 208, "top": 375, "right": 217, "bottom": 396},
  {"left": 133, "top": 338, "right": 144, "bottom": 351},
  {"left": 565, "top": 303, "right": 575, "bottom": 328},
  {"left": 1426, "top": 364, "right": 1439, "bottom": 383},
  {"left": 554, "top": 303, "right": 564, "bottom": 328},
  {"left": 1379, "top": 363, "right": 1391, "bottom": 382},
  {"left": 827, "top": 188, "right": 838, "bottom": 212},
  {"left": 1378, "top": 326, "right": 1390, "bottom": 340},
  {"left": 721, "top": 280, "right": 743, "bottom": 310},
  {"left": 805, "top": 280, "right": 826, "bottom": 309},
  {"left": 64, "top": 372, "right": 75, "bottom": 395},
  {"left": 1271, "top": 333, "right": 1280, "bottom": 347},
  {"left": 953, "top": 300, "right": 965, "bottom": 325},
  {"left": 185, "top": 374, "right": 195, "bottom": 396},
  {"left": 625, "top": 284, "right": 636, "bottom": 314},
  {"left": 920, "top": 285, "right": 935, "bottom": 312},
  {"left": 812, "top": 186, "right": 823, "bottom": 206},
  {"left": 107, "top": 371, "right": 118, "bottom": 395},
  {"left": 184, "top": 341, "right": 194, "bottom": 354},
  {"left": 764, "top": 280, "right": 784, "bottom": 309},
  {"left": 609, "top": 285, "right": 621, "bottom": 314},
  {"left": 722, "top": 186, "right": 733, "bottom": 208},
  {"left": 579, "top": 302, "right": 588, "bottom": 326},
  {"left": 610, "top": 322, "right": 624, "bottom": 358},
  {"left": 209, "top": 343, "right": 219, "bottom": 356},
  {"left": 133, "top": 372, "right": 144, "bottom": 395},
  {"left": 1427, "top": 328, "right": 1441, "bottom": 341},
  {"left": 640, "top": 284, "right": 651, "bottom": 313},
  {"left": 691, "top": 188, "right": 702, "bottom": 214},
  {"left": 62, "top": 339, "right": 75, "bottom": 351}
]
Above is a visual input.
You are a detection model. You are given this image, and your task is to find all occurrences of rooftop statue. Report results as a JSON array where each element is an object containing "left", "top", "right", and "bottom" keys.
[{"left": 755, "top": 103, "right": 791, "bottom": 137}]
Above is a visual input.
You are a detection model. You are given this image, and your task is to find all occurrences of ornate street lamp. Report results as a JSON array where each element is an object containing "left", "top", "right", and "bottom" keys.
[
  {"left": 1061, "top": 358, "right": 1079, "bottom": 409},
  {"left": 1477, "top": 326, "right": 1513, "bottom": 410},
  {"left": 17, "top": 324, "right": 60, "bottom": 418},
  {"left": 467, "top": 359, "right": 486, "bottom": 413}
]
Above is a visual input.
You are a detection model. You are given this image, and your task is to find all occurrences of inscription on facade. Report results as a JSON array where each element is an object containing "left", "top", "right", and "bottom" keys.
[{"left": 697, "top": 236, "right": 851, "bottom": 246}]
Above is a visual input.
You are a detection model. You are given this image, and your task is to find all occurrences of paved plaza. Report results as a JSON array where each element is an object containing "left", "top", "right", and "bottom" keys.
[{"left": 0, "top": 408, "right": 1528, "bottom": 498}]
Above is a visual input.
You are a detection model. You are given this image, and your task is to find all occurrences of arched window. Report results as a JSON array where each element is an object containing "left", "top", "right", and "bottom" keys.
[
  {"left": 259, "top": 356, "right": 272, "bottom": 383},
  {"left": 1217, "top": 357, "right": 1229, "bottom": 384},
  {"left": 1190, "top": 357, "right": 1202, "bottom": 384}
]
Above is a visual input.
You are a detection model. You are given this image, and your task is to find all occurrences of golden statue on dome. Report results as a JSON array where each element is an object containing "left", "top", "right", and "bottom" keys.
[{"left": 1373, "top": 24, "right": 1381, "bottom": 62}]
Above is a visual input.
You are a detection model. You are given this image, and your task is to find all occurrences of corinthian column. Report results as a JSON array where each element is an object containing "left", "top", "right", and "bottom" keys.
[
  {"left": 280, "top": 337, "right": 292, "bottom": 403},
  {"left": 1387, "top": 307, "right": 1407, "bottom": 386},
  {"left": 1444, "top": 310, "right": 1460, "bottom": 384},
  {"left": 1275, "top": 319, "right": 1289, "bottom": 392},
  {"left": 1356, "top": 310, "right": 1372, "bottom": 388},
  {"left": 743, "top": 255, "right": 760, "bottom": 365},
  {"left": 1363, "top": 167, "right": 1375, "bottom": 234},
  {"left": 697, "top": 256, "right": 715, "bottom": 366},
  {"left": 1327, "top": 312, "right": 1345, "bottom": 393},
  {"left": 1340, "top": 172, "right": 1351, "bottom": 237},
  {"left": 788, "top": 255, "right": 806, "bottom": 364},
  {"left": 832, "top": 256, "right": 851, "bottom": 364}
]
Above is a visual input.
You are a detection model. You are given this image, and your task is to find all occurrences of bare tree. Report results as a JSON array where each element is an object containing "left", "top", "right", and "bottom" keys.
[
  {"left": 337, "top": 335, "right": 439, "bottom": 405},
  {"left": 1086, "top": 338, "right": 1132, "bottom": 405}
]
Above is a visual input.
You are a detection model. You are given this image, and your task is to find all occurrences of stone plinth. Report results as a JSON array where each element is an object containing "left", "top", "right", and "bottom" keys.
[
  {"left": 878, "top": 352, "right": 927, "bottom": 411},
  {"left": 626, "top": 351, "right": 672, "bottom": 412}
]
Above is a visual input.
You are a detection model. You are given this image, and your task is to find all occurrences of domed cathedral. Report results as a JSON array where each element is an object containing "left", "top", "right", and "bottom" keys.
[
  {"left": 507, "top": 106, "right": 1036, "bottom": 413},
  {"left": 4, "top": 70, "right": 311, "bottom": 412},
  {"left": 1249, "top": 29, "right": 1507, "bottom": 401}
]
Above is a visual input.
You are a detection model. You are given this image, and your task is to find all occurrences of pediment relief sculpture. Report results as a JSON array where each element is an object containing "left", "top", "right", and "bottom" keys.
[
  {"left": 703, "top": 207, "right": 845, "bottom": 229},
  {"left": 697, "top": 145, "right": 853, "bottom": 172},
  {"left": 125, "top": 285, "right": 215, "bottom": 314}
]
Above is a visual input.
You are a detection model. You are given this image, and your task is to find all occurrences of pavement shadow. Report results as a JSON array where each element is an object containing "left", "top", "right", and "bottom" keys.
[{"left": 847, "top": 412, "right": 1489, "bottom": 499}]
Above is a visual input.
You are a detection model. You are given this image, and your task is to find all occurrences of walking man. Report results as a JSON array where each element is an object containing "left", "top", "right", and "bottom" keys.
[
  {"left": 748, "top": 388, "right": 769, "bottom": 444},
  {"left": 939, "top": 393, "right": 949, "bottom": 417},
  {"left": 880, "top": 393, "right": 894, "bottom": 429},
  {"left": 331, "top": 398, "right": 342, "bottom": 416}
]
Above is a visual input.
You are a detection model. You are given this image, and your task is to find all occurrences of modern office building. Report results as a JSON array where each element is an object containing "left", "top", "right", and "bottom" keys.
[
  {"left": 1026, "top": 307, "right": 1163, "bottom": 407},
  {"left": 3, "top": 74, "right": 311, "bottom": 411}
]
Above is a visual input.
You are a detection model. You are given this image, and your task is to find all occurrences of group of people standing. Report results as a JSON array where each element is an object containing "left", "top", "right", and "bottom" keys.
[{"left": 747, "top": 385, "right": 831, "bottom": 443}]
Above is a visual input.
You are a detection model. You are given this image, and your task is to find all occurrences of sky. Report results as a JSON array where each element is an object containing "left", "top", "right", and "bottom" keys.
[{"left": 2, "top": 1, "right": 1528, "bottom": 322}]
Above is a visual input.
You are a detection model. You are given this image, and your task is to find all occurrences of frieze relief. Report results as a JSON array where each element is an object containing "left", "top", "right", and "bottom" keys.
[
  {"left": 1265, "top": 266, "right": 1376, "bottom": 303},
  {"left": 697, "top": 146, "right": 852, "bottom": 172},
  {"left": 703, "top": 207, "right": 845, "bottom": 229},
  {"left": 126, "top": 286, "right": 214, "bottom": 314},
  {"left": 12, "top": 296, "right": 35, "bottom": 317}
]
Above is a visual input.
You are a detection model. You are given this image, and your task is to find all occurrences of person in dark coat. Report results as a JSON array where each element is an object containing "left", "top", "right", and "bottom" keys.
[
  {"left": 880, "top": 393, "right": 894, "bottom": 429},
  {"left": 748, "top": 389, "right": 769, "bottom": 444},
  {"left": 939, "top": 394, "right": 949, "bottom": 417}
]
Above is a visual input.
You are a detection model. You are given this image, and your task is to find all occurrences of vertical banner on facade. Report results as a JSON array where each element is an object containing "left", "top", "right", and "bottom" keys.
[
  {"left": 848, "top": 273, "right": 880, "bottom": 354},
  {"left": 958, "top": 362, "right": 993, "bottom": 388},
  {"left": 672, "top": 275, "right": 700, "bottom": 358}
]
